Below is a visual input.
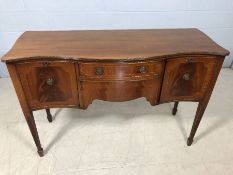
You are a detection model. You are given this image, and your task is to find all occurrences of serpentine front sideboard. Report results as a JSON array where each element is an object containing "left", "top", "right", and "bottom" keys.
[{"left": 1, "top": 29, "right": 230, "bottom": 157}]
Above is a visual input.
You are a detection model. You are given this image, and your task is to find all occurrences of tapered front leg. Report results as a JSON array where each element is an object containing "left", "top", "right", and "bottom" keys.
[
  {"left": 25, "top": 112, "right": 44, "bottom": 156},
  {"left": 187, "top": 101, "right": 208, "bottom": 146},
  {"left": 172, "top": 101, "right": 179, "bottom": 115},
  {"left": 7, "top": 64, "right": 44, "bottom": 157},
  {"left": 187, "top": 58, "right": 224, "bottom": 146},
  {"left": 46, "top": 109, "right": 53, "bottom": 122}
]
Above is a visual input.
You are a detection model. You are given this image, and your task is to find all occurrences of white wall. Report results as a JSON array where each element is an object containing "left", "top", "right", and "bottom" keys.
[{"left": 1, "top": 0, "right": 233, "bottom": 77}]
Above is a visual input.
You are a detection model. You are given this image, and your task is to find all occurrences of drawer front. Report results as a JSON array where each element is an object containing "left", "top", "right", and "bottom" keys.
[
  {"left": 80, "top": 79, "right": 162, "bottom": 109},
  {"left": 160, "top": 57, "right": 217, "bottom": 102},
  {"left": 78, "top": 61, "right": 165, "bottom": 108},
  {"left": 79, "top": 61, "right": 163, "bottom": 80},
  {"left": 16, "top": 61, "right": 79, "bottom": 109}
]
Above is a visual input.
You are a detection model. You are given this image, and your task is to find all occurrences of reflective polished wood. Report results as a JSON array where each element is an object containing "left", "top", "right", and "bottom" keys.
[{"left": 1, "top": 29, "right": 230, "bottom": 157}]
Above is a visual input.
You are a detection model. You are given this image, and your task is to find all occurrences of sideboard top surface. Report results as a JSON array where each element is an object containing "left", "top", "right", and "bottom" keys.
[{"left": 1, "top": 28, "right": 230, "bottom": 63}]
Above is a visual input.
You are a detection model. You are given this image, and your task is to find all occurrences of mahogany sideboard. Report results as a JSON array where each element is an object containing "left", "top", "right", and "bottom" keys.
[{"left": 1, "top": 29, "right": 230, "bottom": 157}]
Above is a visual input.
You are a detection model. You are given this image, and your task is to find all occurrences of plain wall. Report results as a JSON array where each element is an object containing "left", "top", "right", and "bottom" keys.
[{"left": 1, "top": 0, "right": 233, "bottom": 77}]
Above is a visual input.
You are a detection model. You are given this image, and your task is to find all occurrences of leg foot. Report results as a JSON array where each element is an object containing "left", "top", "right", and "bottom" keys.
[
  {"left": 37, "top": 148, "right": 44, "bottom": 157},
  {"left": 187, "top": 137, "right": 193, "bottom": 146},
  {"left": 187, "top": 101, "right": 208, "bottom": 146},
  {"left": 46, "top": 109, "right": 53, "bottom": 123},
  {"left": 172, "top": 102, "right": 179, "bottom": 115},
  {"left": 25, "top": 112, "right": 44, "bottom": 157},
  {"left": 149, "top": 100, "right": 156, "bottom": 106}
]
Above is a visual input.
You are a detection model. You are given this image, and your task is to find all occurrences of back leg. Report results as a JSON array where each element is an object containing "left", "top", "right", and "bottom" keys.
[
  {"left": 172, "top": 102, "right": 179, "bottom": 115},
  {"left": 46, "top": 109, "right": 53, "bottom": 122}
]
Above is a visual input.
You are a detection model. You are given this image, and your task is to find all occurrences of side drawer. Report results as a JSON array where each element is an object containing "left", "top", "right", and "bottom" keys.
[
  {"left": 160, "top": 56, "right": 217, "bottom": 102},
  {"left": 16, "top": 61, "right": 79, "bottom": 109},
  {"left": 79, "top": 61, "right": 163, "bottom": 81}
]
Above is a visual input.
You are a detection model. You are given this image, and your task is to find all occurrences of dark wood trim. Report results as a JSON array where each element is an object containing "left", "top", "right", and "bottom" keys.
[{"left": 76, "top": 63, "right": 86, "bottom": 109}]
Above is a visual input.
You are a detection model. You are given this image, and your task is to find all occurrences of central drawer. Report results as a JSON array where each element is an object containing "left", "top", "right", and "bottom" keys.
[
  {"left": 79, "top": 61, "right": 163, "bottom": 81},
  {"left": 77, "top": 61, "right": 165, "bottom": 108}
]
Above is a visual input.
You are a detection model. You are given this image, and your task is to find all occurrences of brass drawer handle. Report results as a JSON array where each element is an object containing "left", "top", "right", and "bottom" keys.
[
  {"left": 95, "top": 67, "right": 104, "bottom": 75},
  {"left": 183, "top": 73, "right": 190, "bottom": 81},
  {"left": 139, "top": 66, "right": 147, "bottom": 73},
  {"left": 46, "top": 78, "right": 55, "bottom": 86}
]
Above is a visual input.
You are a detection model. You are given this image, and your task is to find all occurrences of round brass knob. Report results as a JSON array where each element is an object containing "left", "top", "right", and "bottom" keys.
[
  {"left": 46, "top": 78, "right": 55, "bottom": 86},
  {"left": 183, "top": 73, "right": 190, "bottom": 81},
  {"left": 95, "top": 67, "right": 104, "bottom": 75},
  {"left": 139, "top": 66, "right": 146, "bottom": 73}
]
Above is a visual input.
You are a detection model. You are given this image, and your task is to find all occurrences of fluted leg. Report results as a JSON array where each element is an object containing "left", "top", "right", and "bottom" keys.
[
  {"left": 172, "top": 101, "right": 179, "bottom": 115},
  {"left": 46, "top": 109, "right": 53, "bottom": 123}
]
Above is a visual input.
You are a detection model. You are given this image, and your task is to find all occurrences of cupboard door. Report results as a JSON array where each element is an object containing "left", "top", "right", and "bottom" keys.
[
  {"left": 160, "top": 57, "right": 217, "bottom": 102},
  {"left": 17, "top": 61, "right": 79, "bottom": 109}
]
